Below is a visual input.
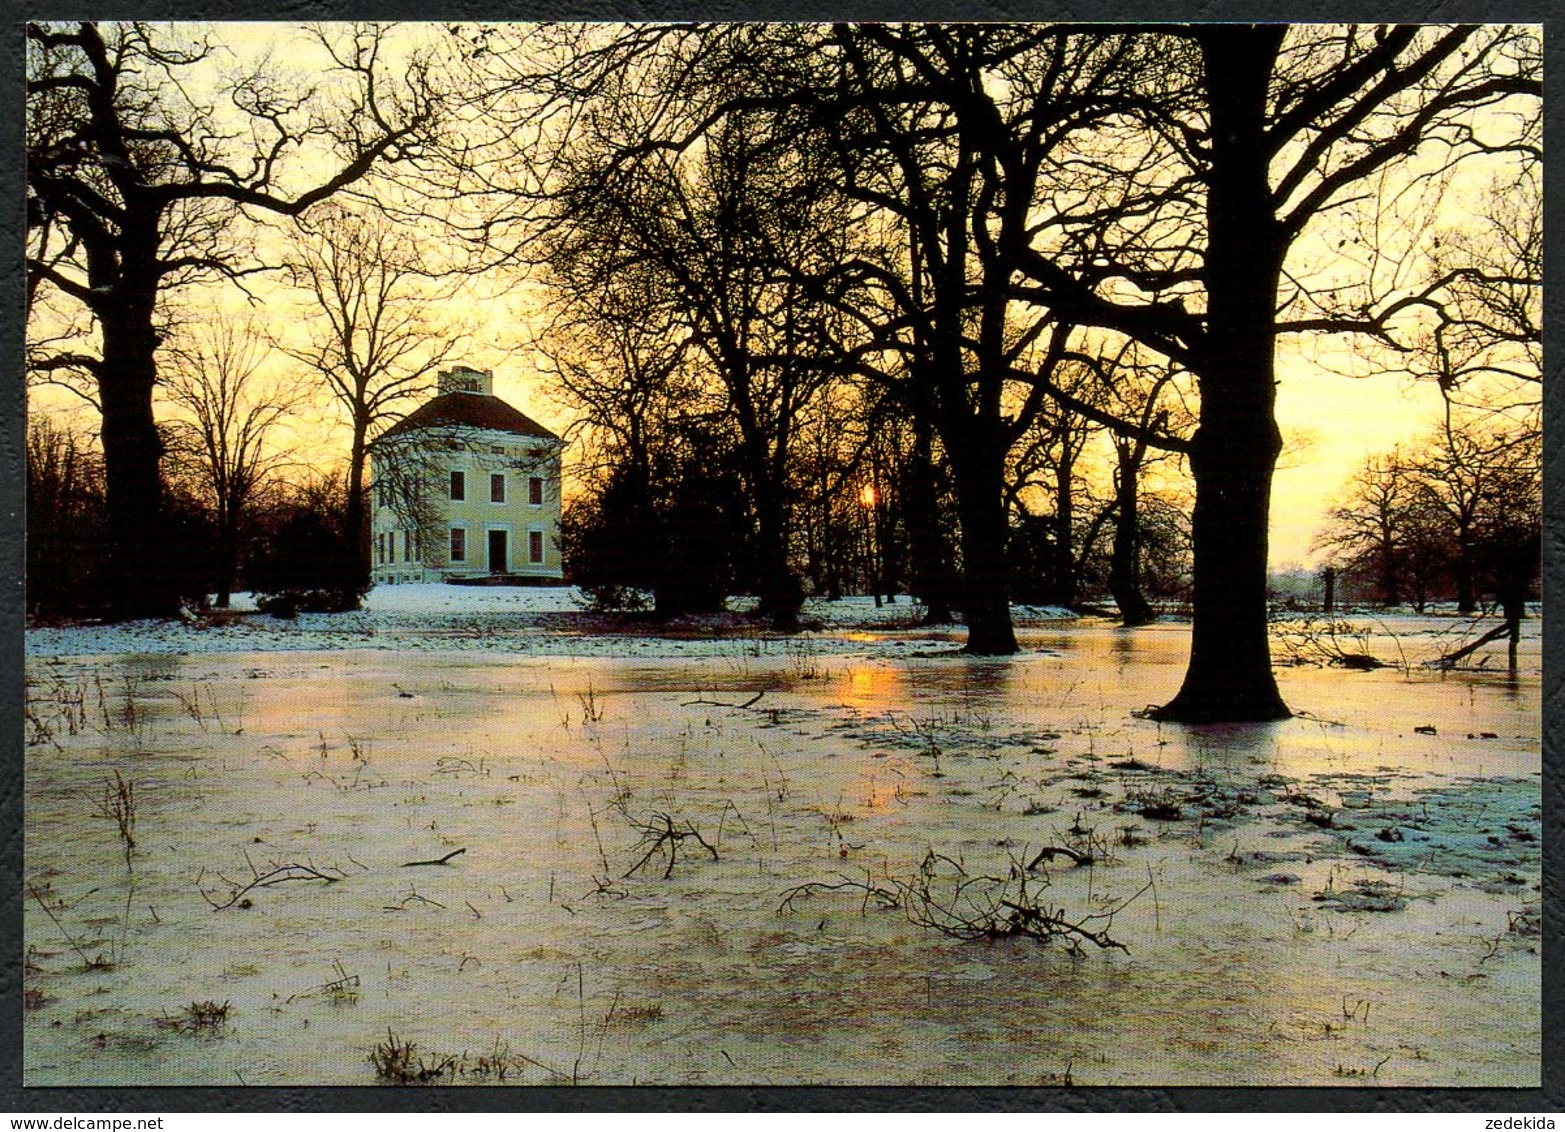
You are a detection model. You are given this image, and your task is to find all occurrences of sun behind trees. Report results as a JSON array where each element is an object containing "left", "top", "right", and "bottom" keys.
[{"left": 456, "top": 22, "right": 1537, "bottom": 719}]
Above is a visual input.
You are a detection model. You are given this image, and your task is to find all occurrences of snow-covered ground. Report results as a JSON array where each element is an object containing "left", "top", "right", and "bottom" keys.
[
  {"left": 23, "top": 596, "right": 1541, "bottom": 1086},
  {"left": 25, "top": 585, "right": 1076, "bottom": 660}
]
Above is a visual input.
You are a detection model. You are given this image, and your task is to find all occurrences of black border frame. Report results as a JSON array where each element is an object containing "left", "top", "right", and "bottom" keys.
[{"left": 4, "top": 1, "right": 1558, "bottom": 1113}]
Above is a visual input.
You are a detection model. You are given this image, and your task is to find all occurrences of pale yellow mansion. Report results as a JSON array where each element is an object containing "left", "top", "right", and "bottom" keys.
[{"left": 368, "top": 366, "right": 564, "bottom": 584}]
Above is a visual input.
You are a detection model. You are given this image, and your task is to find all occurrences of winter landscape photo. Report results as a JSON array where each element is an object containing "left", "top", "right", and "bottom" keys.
[{"left": 22, "top": 23, "right": 1542, "bottom": 1088}]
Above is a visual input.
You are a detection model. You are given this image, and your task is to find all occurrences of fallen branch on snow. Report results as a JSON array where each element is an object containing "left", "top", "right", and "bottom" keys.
[
  {"left": 680, "top": 691, "right": 765, "bottom": 709},
  {"left": 774, "top": 850, "right": 1141, "bottom": 954},
  {"left": 1427, "top": 622, "right": 1512, "bottom": 670},
  {"left": 201, "top": 852, "right": 343, "bottom": 910},
  {"left": 624, "top": 812, "right": 719, "bottom": 879},
  {"left": 904, "top": 851, "right": 1137, "bottom": 953},
  {"left": 777, "top": 875, "right": 902, "bottom": 916},
  {"left": 1026, "top": 844, "right": 1094, "bottom": 870},
  {"left": 400, "top": 848, "right": 467, "bottom": 867}
]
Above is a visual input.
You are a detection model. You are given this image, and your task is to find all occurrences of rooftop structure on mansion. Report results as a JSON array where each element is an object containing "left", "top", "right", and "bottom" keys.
[{"left": 378, "top": 365, "right": 560, "bottom": 443}]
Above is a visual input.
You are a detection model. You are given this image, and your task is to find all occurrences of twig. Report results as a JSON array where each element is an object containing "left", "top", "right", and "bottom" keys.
[
  {"left": 27, "top": 883, "right": 111, "bottom": 969},
  {"left": 202, "top": 859, "right": 344, "bottom": 910},
  {"left": 680, "top": 691, "right": 765, "bottom": 709},
  {"left": 777, "top": 876, "right": 901, "bottom": 916},
  {"left": 624, "top": 812, "right": 719, "bottom": 879},
  {"left": 400, "top": 847, "right": 467, "bottom": 867},
  {"left": 1026, "top": 844, "right": 1093, "bottom": 870},
  {"left": 383, "top": 887, "right": 445, "bottom": 911},
  {"left": 286, "top": 964, "right": 361, "bottom": 1003}
]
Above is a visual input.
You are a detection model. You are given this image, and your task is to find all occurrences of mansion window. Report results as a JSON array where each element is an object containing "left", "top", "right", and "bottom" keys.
[
  {"left": 529, "top": 530, "right": 545, "bottom": 564},
  {"left": 529, "top": 476, "right": 544, "bottom": 506},
  {"left": 450, "top": 470, "right": 466, "bottom": 501},
  {"left": 491, "top": 473, "right": 506, "bottom": 503},
  {"left": 450, "top": 527, "right": 466, "bottom": 562}
]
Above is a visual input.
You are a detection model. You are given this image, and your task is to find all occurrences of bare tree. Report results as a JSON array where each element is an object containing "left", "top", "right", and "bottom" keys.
[
  {"left": 447, "top": 21, "right": 1536, "bottom": 695},
  {"left": 1289, "top": 113, "right": 1540, "bottom": 427},
  {"left": 1461, "top": 429, "right": 1541, "bottom": 674},
  {"left": 25, "top": 21, "right": 443, "bottom": 619},
  {"left": 160, "top": 318, "right": 301, "bottom": 608},
  {"left": 450, "top": 25, "right": 1151, "bottom": 648},
  {"left": 1321, "top": 414, "right": 1539, "bottom": 669},
  {"left": 798, "top": 25, "right": 1174, "bottom": 652},
  {"left": 1087, "top": 348, "right": 1196, "bottom": 626},
  {"left": 540, "top": 75, "right": 850, "bottom": 629},
  {"left": 790, "top": 379, "right": 880, "bottom": 603},
  {"left": 281, "top": 204, "right": 458, "bottom": 602},
  {"left": 1004, "top": 357, "right": 1109, "bottom": 611},
  {"left": 1411, "top": 413, "right": 1541, "bottom": 626},
  {"left": 1314, "top": 449, "right": 1420, "bottom": 608},
  {"left": 1001, "top": 24, "right": 1540, "bottom": 719}
]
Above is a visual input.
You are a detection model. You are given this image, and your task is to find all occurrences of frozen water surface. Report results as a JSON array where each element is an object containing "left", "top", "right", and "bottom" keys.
[{"left": 24, "top": 602, "right": 1540, "bottom": 1086}]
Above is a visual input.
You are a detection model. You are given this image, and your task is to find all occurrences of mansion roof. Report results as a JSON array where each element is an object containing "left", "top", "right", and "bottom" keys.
[{"left": 378, "top": 392, "right": 560, "bottom": 444}]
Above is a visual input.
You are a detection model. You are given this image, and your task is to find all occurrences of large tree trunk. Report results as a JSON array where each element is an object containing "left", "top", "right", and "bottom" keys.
[
  {"left": 97, "top": 304, "right": 181, "bottom": 621},
  {"left": 342, "top": 419, "right": 371, "bottom": 605},
  {"left": 214, "top": 507, "right": 238, "bottom": 609},
  {"left": 1108, "top": 447, "right": 1155, "bottom": 627},
  {"left": 1500, "top": 585, "right": 1525, "bottom": 675},
  {"left": 952, "top": 443, "right": 1017, "bottom": 655},
  {"left": 1155, "top": 28, "right": 1290, "bottom": 723},
  {"left": 905, "top": 412, "right": 957, "bottom": 624},
  {"left": 750, "top": 476, "right": 802, "bottom": 631},
  {"left": 1496, "top": 529, "right": 1538, "bottom": 676},
  {"left": 1455, "top": 573, "right": 1475, "bottom": 615},
  {"left": 1379, "top": 537, "right": 1400, "bottom": 606},
  {"left": 729, "top": 385, "right": 802, "bottom": 630},
  {"left": 1454, "top": 524, "right": 1476, "bottom": 614},
  {"left": 1051, "top": 448, "right": 1077, "bottom": 608}
]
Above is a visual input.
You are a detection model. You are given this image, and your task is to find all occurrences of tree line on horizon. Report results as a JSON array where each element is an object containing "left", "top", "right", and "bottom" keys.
[
  {"left": 25, "top": 22, "right": 1541, "bottom": 721},
  {"left": 1315, "top": 413, "right": 1539, "bottom": 632}
]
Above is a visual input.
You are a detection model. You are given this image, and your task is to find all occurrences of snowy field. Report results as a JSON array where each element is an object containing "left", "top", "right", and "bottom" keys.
[
  {"left": 23, "top": 588, "right": 1541, "bottom": 1086},
  {"left": 25, "top": 585, "right": 1075, "bottom": 661}
]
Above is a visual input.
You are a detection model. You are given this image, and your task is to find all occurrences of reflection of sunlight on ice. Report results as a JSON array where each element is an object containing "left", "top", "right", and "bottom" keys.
[{"left": 836, "top": 663, "right": 904, "bottom": 713}]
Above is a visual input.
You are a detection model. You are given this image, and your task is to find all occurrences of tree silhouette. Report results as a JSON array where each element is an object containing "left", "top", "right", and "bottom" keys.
[
  {"left": 26, "top": 21, "right": 442, "bottom": 618},
  {"left": 281, "top": 205, "right": 457, "bottom": 604},
  {"left": 161, "top": 317, "right": 301, "bottom": 608},
  {"left": 540, "top": 76, "right": 848, "bottom": 629},
  {"left": 1003, "top": 25, "right": 1539, "bottom": 719}
]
